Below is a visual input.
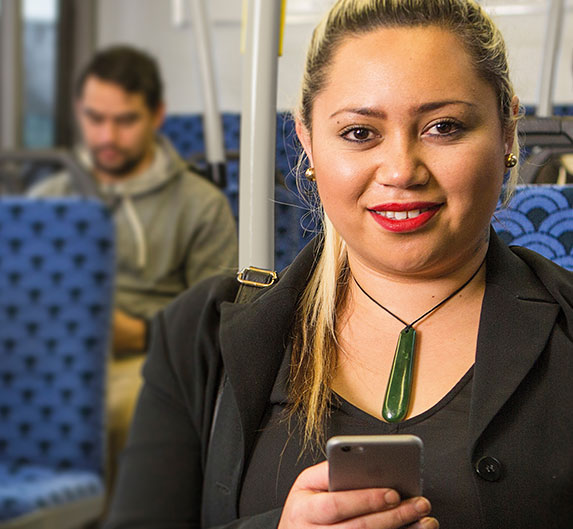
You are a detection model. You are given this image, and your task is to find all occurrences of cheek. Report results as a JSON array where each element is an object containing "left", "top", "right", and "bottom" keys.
[
  {"left": 120, "top": 127, "right": 145, "bottom": 149},
  {"left": 314, "top": 153, "right": 370, "bottom": 205},
  {"left": 438, "top": 141, "right": 505, "bottom": 199}
]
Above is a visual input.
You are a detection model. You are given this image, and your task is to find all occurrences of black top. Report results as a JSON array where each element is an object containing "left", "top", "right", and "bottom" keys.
[
  {"left": 104, "top": 232, "right": 573, "bottom": 529},
  {"left": 239, "top": 347, "right": 479, "bottom": 527}
]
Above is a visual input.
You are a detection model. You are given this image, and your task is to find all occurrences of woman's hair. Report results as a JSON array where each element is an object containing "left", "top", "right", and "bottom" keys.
[{"left": 290, "top": 0, "right": 520, "bottom": 450}]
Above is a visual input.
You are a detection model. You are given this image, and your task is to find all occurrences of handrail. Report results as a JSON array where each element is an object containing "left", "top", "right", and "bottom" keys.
[
  {"left": 519, "top": 117, "right": 573, "bottom": 148},
  {"left": 0, "top": 149, "right": 100, "bottom": 198},
  {"left": 518, "top": 116, "right": 573, "bottom": 183}
]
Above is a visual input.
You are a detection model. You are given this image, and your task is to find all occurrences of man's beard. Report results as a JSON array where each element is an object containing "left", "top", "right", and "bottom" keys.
[{"left": 91, "top": 144, "right": 146, "bottom": 178}]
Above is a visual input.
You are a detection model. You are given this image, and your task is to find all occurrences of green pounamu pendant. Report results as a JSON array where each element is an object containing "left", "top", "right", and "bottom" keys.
[{"left": 382, "top": 326, "right": 416, "bottom": 422}]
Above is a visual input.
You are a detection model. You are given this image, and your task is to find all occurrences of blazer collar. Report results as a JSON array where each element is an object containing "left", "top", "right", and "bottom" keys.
[{"left": 469, "top": 230, "right": 561, "bottom": 448}]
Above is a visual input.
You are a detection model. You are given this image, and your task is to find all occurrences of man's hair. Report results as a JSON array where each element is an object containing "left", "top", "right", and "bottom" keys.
[{"left": 75, "top": 45, "right": 163, "bottom": 111}]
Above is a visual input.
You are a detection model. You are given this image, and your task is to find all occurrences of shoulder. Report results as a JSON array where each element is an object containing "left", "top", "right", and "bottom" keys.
[
  {"left": 27, "top": 172, "right": 75, "bottom": 197},
  {"left": 144, "top": 274, "right": 238, "bottom": 402},
  {"left": 171, "top": 169, "right": 230, "bottom": 205},
  {"left": 160, "top": 273, "right": 239, "bottom": 341},
  {"left": 510, "top": 246, "right": 573, "bottom": 310}
]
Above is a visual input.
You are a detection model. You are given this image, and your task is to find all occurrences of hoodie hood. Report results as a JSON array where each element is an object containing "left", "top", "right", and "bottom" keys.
[{"left": 76, "top": 135, "right": 187, "bottom": 198}]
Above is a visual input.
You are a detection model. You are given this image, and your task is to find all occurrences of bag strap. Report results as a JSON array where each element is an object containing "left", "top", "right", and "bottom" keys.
[
  {"left": 235, "top": 266, "right": 278, "bottom": 303},
  {"left": 207, "top": 266, "right": 278, "bottom": 459}
]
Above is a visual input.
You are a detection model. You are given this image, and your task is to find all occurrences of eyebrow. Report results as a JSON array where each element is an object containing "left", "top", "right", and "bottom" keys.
[
  {"left": 329, "top": 100, "right": 477, "bottom": 119},
  {"left": 414, "top": 100, "right": 477, "bottom": 113},
  {"left": 83, "top": 107, "right": 142, "bottom": 122}
]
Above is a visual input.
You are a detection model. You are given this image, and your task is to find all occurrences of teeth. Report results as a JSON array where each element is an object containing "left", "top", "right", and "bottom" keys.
[{"left": 374, "top": 207, "right": 429, "bottom": 220}]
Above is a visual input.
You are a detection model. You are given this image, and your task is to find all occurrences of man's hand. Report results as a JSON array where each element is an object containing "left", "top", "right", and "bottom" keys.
[{"left": 112, "top": 309, "right": 147, "bottom": 355}]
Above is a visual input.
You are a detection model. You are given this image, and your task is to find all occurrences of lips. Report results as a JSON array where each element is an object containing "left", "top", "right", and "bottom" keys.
[{"left": 368, "top": 202, "right": 442, "bottom": 233}]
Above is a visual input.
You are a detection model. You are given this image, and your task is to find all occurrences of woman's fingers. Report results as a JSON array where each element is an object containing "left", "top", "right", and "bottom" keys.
[
  {"left": 348, "top": 497, "right": 434, "bottom": 529},
  {"left": 289, "top": 460, "right": 330, "bottom": 493},
  {"left": 280, "top": 461, "right": 437, "bottom": 529},
  {"left": 308, "top": 488, "right": 402, "bottom": 525},
  {"left": 407, "top": 516, "right": 440, "bottom": 529},
  {"left": 288, "top": 461, "right": 402, "bottom": 523}
]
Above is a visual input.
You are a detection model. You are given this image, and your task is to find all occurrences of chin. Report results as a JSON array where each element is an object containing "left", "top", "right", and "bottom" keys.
[{"left": 95, "top": 161, "right": 135, "bottom": 178}]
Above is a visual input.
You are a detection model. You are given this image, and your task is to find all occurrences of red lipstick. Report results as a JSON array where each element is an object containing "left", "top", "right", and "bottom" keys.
[{"left": 368, "top": 202, "right": 442, "bottom": 233}]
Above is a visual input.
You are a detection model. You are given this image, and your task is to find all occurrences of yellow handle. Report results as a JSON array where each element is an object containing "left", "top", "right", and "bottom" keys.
[{"left": 278, "top": 0, "right": 287, "bottom": 57}]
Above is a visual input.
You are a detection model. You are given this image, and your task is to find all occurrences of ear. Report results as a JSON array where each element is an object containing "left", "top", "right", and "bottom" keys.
[
  {"left": 295, "top": 118, "right": 314, "bottom": 167},
  {"left": 153, "top": 102, "right": 166, "bottom": 131},
  {"left": 504, "top": 95, "right": 520, "bottom": 153}
]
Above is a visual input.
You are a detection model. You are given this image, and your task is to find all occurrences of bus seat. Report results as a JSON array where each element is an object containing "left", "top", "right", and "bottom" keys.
[
  {"left": 493, "top": 185, "right": 573, "bottom": 270},
  {"left": 163, "top": 113, "right": 310, "bottom": 271},
  {"left": 0, "top": 198, "right": 114, "bottom": 528}
]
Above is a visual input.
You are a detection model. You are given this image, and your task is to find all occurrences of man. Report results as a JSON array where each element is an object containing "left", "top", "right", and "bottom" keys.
[{"left": 29, "top": 45, "right": 238, "bottom": 485}]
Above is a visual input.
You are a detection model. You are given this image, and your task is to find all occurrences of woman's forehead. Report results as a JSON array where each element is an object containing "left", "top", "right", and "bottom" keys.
[{"left": 315, "top": 25, "right": 495, "bottom": 114}]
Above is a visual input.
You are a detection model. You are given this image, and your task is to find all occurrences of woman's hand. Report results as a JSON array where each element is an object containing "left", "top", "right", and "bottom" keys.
[{"left": 278, "top": 461, "right": 438, "bottom": 529}]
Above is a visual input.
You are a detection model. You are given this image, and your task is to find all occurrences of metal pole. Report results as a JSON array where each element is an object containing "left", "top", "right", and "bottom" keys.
[
  {"left": 189, "top": 0, "right": 226, "bottom": 187},
  {"left": 537, "top": 0, "right": 565, "bottom": 117},
  {"left": 171, "top": 0, "right": 188, "bottom": 27},
  {"left": 238, "top": 0, "right": 282, "bottom": 270},
  {"left": 0, "top": 0, "right": 22, "bottom": 149}
]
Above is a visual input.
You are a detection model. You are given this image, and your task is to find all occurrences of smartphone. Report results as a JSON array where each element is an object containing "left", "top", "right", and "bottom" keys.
[{"left": 327, "top": 434, "right": 423, "bottom": 498}]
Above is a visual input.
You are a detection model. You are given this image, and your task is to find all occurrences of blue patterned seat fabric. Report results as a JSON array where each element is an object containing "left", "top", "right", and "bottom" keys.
[
  {"left": 493, "top": 185, "right": 573, "bottom": 270},
  {"left": 0, "top": 198, "right": 114, "bottom": 523},
  {"left": 162, "top": 113, "right": 314, "bottom": 272},
  {"left": 0, "top": 466, "right": 102, "bottom": 520}
]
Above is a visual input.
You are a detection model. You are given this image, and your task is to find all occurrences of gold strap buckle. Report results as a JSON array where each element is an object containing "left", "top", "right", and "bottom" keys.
[{"left": 236, "top": 266, "right": 278, "bottom": 288}]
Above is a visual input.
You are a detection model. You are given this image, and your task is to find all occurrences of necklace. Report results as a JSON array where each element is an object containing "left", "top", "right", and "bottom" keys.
[{"left": 352, "top": 258, "right": 485, "bottom": 423}]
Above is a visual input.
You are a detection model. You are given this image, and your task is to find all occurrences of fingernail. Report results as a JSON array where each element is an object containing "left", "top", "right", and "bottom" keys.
[
  {"left": 384, "top": 490, "right": 400, "bottom": 505},
  {"left": 415, "top": 498, "right": 431, "bottom": 515},
  {"left": 421, "top": 517, "right": 439, "bottom": 528}
]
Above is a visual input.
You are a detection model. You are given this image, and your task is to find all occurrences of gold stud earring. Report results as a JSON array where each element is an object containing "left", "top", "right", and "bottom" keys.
[
  {"left": 305, "top": 167, "right": 316, "bottom": 182},
  {"left": 505, "top": 153, "right": 518, "bottom": 168}
]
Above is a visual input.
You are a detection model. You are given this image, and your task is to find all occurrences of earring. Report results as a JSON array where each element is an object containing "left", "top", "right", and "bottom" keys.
[
  {"left": 305, "top": 167, "right": 316, "bottom": 182},
  {"left": 505, "top": 153, "right": 518, "bottom": 168}
]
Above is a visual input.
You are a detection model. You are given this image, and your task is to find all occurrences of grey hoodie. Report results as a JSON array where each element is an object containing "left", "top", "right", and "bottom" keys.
[{"left": 29, "top": 135, "right": 238, "bottom": 319}]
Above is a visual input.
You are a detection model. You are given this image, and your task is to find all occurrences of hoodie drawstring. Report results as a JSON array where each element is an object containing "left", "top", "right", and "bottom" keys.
[{"left": 122, "top": 194, "right": 147, "bottom": 270}]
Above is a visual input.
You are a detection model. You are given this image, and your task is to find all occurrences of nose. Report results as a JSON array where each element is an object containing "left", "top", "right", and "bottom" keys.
[
  {"left": 98, "top": 119, "right": 119, "bottom": 144},
  {"left": 375, "top": 135, "right": 429, "bottom": 188}
]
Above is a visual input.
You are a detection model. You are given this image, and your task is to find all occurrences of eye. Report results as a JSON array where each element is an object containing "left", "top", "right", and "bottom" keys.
[
  {"left": 425, "top": 119, "right": 463, "bottom": 137},
  {"left": 340, "top": 126, "right": 376, "bottom": 143},
  {"left": 116, "top": 114, "right": 139, "bottom": 126},
  {"left": 84, "top": 111, "right": 104, "bottom": 125}
]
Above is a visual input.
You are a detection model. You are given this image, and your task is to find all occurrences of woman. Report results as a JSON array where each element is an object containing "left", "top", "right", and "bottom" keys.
[{"left": 105, "top": 1, "right": 572, "bottom": 528}]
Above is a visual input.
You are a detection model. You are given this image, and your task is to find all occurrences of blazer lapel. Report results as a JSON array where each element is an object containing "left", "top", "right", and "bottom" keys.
[{"left": 469, "top": 233, "right": 561, "bottom": 449}]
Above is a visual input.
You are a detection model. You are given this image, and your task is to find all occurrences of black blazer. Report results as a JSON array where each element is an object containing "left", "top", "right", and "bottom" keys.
[{"left": 105, "top": 231, "right": 572, "bottom": 529}]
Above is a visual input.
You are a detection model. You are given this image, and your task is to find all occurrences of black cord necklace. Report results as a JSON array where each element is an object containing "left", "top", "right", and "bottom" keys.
[{"left": 353, "top": 257, "right": 486, "bottom": 423}]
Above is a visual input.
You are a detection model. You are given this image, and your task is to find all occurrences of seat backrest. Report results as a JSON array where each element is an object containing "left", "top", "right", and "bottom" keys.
[
  {"left": 0, "top": 197, "right": 115, "bottom": 475},
  {"left": 492, "top": 185, "right": 573, "bottom": 271},
  {"left": 163, "top": 112, "right": 312, "bottom": 271}
]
